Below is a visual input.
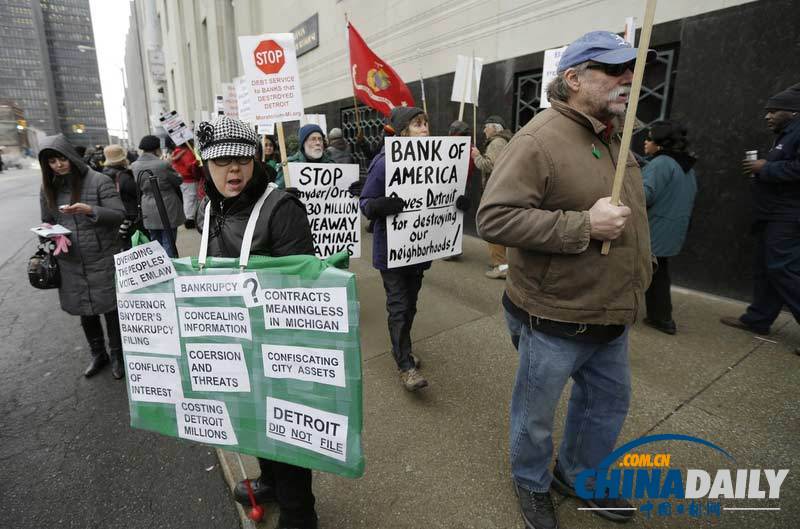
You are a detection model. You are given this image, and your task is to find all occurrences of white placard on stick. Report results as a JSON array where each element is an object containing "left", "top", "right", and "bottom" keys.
[
  {"left": 222, "top": 82, "right": 239, "bottom": 118},
  {"left": 234, "top": 76, "right": 254, "bottom": 125},
  {"left": 159, "top": 110, "right": 194, "bottom": 145},
  {"left": 449, "top": 55, "right": 483, "bottom": 105},
  {"left": 540, "top": 46, "right": 567, "bottom": 109},
  {"left": 384, "top": 137, "right": 470, "bottom": 268},
  {"left": 238, "top": 33, "right": 304, "bottom": 126},
  {"left": 289, "top": 163, "right": 361, "bottom": 258},
  {"left": 114, "top": 241, "right": 177, "bottom": 293}
]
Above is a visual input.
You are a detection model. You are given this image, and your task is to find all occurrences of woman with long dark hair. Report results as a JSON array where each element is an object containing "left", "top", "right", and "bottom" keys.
[
  {"left": 642, "top": 120, "right": 698, "bottom": 335},
  {"left": 38, "top": 134, "right": 127, "bottom": 378}
]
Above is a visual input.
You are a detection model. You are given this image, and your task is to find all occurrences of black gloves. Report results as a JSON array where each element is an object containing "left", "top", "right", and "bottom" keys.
[
  {"left": 284, "top": 187, "right": 301, "bottom": 198},
  {"left": 348, "top": 177, "right": 367, "bottom": 198},
  {"left": 118, "top": 219, "right": 132, "bottom": 239},
  {"left": 455, "top": 195, "right": 471, "bottom": 211},
  {"left": 369, "top": 196, "right": 405, "bottom": 217}
]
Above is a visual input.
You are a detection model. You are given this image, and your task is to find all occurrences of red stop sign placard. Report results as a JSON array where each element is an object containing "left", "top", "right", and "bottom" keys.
[{"left": 254, "top": 40, "right": 285, "bottom": 75}]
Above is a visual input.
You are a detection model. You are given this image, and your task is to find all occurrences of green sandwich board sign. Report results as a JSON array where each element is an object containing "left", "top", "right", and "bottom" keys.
[{"left": 113, "top": 239, "right": 364, "bottom": 478}]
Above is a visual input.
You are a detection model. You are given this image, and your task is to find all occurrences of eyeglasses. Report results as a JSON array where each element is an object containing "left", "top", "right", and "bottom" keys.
[
  {"left": 211, "top": 157, "right": 253, "bottom": 167},
  {"left": 586, "top": 60, "right": 635, "bottom": 77}
]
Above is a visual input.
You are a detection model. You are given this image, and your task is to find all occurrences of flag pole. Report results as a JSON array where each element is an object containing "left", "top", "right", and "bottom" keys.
[
  {"left": 345, "top": 14, "right": 363, "bottom": 137},
  {"left": 601, "top": 0, "right": 657, "bottom": 255},
  {"left": 458, "top": 55, "right": 469, "bottom": 122}
]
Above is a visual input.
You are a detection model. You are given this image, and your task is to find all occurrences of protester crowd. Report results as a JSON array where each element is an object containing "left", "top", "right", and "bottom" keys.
[{"left": 28, "top": 25, "right": 800, "bottom": 529}]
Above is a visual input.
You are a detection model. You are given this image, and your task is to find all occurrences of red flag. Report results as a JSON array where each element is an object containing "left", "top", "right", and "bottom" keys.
[{"left": 348, "top": 22, "right": 415, "bottom": 117}]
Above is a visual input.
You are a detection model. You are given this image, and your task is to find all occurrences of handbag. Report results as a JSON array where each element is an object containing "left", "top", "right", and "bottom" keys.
[{"left": 28, "top": 240, "right": 60, "bottom": 289}]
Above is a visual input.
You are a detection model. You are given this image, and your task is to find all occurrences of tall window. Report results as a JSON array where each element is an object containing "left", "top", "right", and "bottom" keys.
[{"left": 340, "top": 106, "right": 385, "bottom": 173}]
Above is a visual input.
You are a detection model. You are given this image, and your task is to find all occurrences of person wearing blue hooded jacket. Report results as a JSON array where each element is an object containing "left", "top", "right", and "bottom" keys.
[
  {"left": 641, "top": 120, "right": 697, "bottom": 335},
  {"left": 359, "top": 107, "right": 469, "bottom": 391}
]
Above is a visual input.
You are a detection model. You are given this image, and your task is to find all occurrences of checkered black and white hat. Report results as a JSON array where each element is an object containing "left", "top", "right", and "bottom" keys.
[{"left": 195, "top": 116, "right": 258, "bottom": 160}]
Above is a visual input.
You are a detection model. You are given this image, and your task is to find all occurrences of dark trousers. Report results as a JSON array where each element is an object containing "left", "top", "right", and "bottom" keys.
[
  {"left": 257, "top": 457, "right": 316, "bottom": 527},
  {"left": 645, "top": 257, "right": 672, "bottom": 322},
  {"left": 741, "top": 221, "right": 800, "bottom": 332},
  {"left": 380, "top": 267, "right": 425, "bottom": 371},
  {"left": 148, "top": 228, "right": 178, "bottom": 258},
  {"left": 80, "top": 309, "right": 121, "bottom": 355}
]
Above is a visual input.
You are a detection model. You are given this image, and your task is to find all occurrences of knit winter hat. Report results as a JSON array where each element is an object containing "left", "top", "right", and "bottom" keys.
[
  {"left": 138, "top": 135, "right": 161, "bottom": 151},
  {"left": 195, "top": 116, "right": 258, "bottom": 160},
  {"left": 387, "top": 106, "right": 424, "bottom": 135},
  {"left": 448, "top": 120, "right": 470, "bottom": 136},
  {"left": 298, "top": 124, "right": 325, "bottom": 149},
  {"left": 328, "top": 127, "right": 344, "bottom": 140},
  {"left": 484, "top": 115, "right": 507, "bottom": 129},
  {"left": 765, "top": 83, "right": 800, "bottom": 112}
]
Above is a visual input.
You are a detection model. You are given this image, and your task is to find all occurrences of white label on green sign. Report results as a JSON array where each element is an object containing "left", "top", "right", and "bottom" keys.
[
  {"left": 126, "top": 354, "right": 183, "bottom": 403},
  {"left": 174, "top": 273, "right": 256, "bottom": 299},
  {"left": 262, "top": 287, "right": 348, "bottom": 332},
  {"left": 186, "top": 343, "right": 251, "bottom": 392},
  {"left": 176, "top": 398, "right": 238, "bottom": 446},
  {"left": 266, "top": 397, "right": 348, "bottom": 462},
  {"left": 179, "top": 307, "right": 252, "bottom": 340},
  {"left": 262, "top": 344, "right": 345, "bottom": 387},
  {"left": 114, "top": 241, "right": 177, "bottom": 293},
  {"left": 118, "top": 292, "right": 181, "bottom": 355}
]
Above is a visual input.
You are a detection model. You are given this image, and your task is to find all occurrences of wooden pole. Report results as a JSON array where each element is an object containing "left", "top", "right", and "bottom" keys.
[
  {"left": 471, "top": 51, "right": 478, "bottom": 145},
  {"left": 275, "top": 121, "right": 290, "bottom": 188},
  {"left": 601, "top": 0, "right": 657, "bottom": 256},
  {"left": 417, "top": 48, "right": 428, "bottom": 116}
]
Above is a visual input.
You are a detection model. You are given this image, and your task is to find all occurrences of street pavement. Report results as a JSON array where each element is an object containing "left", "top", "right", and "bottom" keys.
[{"left": 2, "top": 167, "right": 798, "bottom": 528}]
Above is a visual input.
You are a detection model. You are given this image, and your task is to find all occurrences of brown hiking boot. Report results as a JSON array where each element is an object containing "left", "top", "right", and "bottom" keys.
[{"left": 399, "top": 367, "right": 428, "bottom": 391}]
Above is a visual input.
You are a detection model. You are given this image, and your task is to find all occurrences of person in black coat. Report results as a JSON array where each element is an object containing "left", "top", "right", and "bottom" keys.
[
  {"left": 102, "top": 144, "right": 140, "bottom": 250},
  {"left": 194, "top": 116, "right": 318, "bottom": 529},
  {"left": 722, "top": 83, "right": 800, "bottom": 352}
]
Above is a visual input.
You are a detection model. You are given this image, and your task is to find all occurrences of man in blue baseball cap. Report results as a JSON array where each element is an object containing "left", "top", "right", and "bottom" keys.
[{"left": 478, "top": 30, "right": 655, "bottom": 529}]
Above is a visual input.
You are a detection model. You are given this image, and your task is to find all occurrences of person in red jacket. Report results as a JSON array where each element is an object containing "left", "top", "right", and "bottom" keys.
[{"left": 169, "top": 139, "right": 200, "bottom": 228}]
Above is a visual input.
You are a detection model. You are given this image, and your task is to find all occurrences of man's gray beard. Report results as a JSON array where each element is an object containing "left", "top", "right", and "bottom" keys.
[{"left": 306, "top": 147, "right": 324, "bottom": 159}]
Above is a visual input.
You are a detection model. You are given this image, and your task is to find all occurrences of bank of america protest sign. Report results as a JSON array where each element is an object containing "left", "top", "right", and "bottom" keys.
[
  {"left": 385, "top": 137, "right": 470, "bottom": 268},
  {"left": 289, "top": 163, "right": 361, "bottom": 259},
  {"left": 113, "top": 241, "right": 364, "bottom": 478}
]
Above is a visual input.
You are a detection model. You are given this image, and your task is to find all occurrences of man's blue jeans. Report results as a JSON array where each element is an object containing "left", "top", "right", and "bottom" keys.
[
  {"left": 504, "top": 309, "right": 631, "bottom": 493},
  {"left": 148, "top": 228, "right": 178, "bottom": 258}
]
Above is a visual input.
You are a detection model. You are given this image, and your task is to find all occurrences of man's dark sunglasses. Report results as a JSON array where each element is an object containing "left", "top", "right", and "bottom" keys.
[
  {"left": 586, "top": 60, "right": 636, "bottom": 77},
  {"left": 211, "top": 156, "right": 253, "bottom": 167}
]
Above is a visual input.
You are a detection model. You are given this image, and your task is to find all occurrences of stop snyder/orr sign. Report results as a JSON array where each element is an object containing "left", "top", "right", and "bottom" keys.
[{"left": 254, "top": 40, "right": 285, "bottom": 75}]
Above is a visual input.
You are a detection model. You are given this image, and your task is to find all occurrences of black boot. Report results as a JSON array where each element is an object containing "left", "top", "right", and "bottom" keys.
[
  {"left": 110, "top": 348, "right": 124, "bottom": 379},
  {"left": 84, "top": 337, "right": 109, "bottom": 378},
  {"left": 233, "top": 477, "right": 277, "bottom": 505}
]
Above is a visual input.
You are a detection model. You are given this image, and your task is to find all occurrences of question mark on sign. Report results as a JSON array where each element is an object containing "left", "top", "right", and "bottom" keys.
[{"left": 243, "top": 277, "right": 259, "bottom": 305}]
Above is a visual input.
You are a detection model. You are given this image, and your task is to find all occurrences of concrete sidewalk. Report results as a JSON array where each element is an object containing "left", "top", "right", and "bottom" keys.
[{"left": 176, "top": 226, "right": 799, "bottom": 529}]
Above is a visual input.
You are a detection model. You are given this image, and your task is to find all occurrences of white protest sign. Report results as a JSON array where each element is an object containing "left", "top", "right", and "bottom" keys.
[
  {"left": 238, "top": 33, "right": 304, "bottom": 125},
  {"left": 262, "top": 287, "right": 349, "bottom": 332},
  {"left": 213, "top": 94, "right": 225, "bottom": 116},
  {"left": 289, "top": 163, "right": 361, "bottom": 258},
  {"left": 540, "top": 46, "right": 567, "bottom": 109},
  {"left": 126, "top": 354, "right": 183, "bottom": 403},
  {"left": 114, "top": 241, "right": 177, "bottom": 293},
  {"left": 267, "top": 397, "right": 348, "bottom": 462},
  {"left": 624, "top": 17, "right": 636, "bottom": 45},
  {"left": 449, "top": 55, "right": 483, "bottom": 105},
  {"left": 159, "top": 110, "right": 194, "bottom": 145},
  {"left": 300, "top": 114, "right": 327, "bottom": 136},
  {"left": 234, "top": 76, "right": 255, "bottom": 125},
  {"left": 174, "top": 273, "right": 256, "bottom": 299},
  {"left": 262, "top": 344, "right": 346, "bottom": 388},
  {"left": 176, "top": 399, "right": 238, "bottom": 445},
  {"left": 385, "top": 136, "right": 470, "bottom": 267},
  {"left": 179, "top": 307, "right": 252, "bottom": 340},
  {"left": 186, "top": 343, "right": 251, "bottom": 393},
  {"left": 222, "top": 82, "right": 239, "bottom": 118},
  {"left": 118, "top": 292, "right": 181, "bottom": 355}
]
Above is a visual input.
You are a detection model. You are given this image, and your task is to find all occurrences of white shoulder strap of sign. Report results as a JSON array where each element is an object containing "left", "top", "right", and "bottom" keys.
[{"left": 197, "top": 183, "right": 276, "bottom": 270}]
